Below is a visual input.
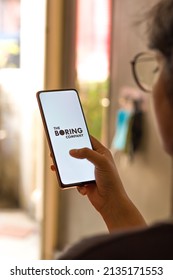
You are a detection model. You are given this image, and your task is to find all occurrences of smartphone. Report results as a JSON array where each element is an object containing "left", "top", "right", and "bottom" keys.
[{"left": 36, "top": 89, "right": 95, "bottom": 188}]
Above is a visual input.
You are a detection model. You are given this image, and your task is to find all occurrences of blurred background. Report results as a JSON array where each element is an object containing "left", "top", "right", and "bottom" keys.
[{"left": 0, "top": 0, "right": 172, "bottom": 260}]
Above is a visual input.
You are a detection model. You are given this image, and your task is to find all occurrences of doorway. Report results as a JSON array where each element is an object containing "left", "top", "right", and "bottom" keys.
[{"left": 0, "top": 0, "right": 46, "bottom": 259}]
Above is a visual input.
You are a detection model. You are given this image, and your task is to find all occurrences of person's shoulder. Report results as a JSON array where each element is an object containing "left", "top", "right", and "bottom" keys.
[{"left": 59, "top": 222, "right": 173, "bottom": 260}]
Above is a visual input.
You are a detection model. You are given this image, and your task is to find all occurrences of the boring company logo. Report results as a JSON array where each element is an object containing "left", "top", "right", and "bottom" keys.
[{"left": 54, "top": 126, "right": 83, "bottom": 139}]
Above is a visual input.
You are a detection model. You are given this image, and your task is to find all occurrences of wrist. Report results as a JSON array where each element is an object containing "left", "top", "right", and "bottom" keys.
[{"left": 100, "top": 193, "right": 146, "bottom": 232}]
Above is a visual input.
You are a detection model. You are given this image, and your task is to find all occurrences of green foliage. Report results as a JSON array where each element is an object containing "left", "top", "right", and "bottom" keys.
[{"left": 78, "top": 80, "right": 109, "bottom": 140}]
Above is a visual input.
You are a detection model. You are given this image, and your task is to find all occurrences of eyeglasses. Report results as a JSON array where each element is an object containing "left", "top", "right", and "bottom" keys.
[{"left": 131, "top": 52, "right": 160, "bottom": 93}]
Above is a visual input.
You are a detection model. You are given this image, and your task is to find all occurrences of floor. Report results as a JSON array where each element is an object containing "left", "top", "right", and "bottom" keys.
[{"left": 0, "top": 209, "right": 41, "bottom": 260}]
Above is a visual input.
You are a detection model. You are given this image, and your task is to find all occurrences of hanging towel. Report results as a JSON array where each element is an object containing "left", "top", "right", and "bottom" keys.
[{"left": 112, "top": 109, "right": 132, "bottom": 151}]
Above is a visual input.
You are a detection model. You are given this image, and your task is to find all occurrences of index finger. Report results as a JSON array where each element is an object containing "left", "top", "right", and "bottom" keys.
[{"left": 90, "top": 135, "right": 108, "bottom": 154}]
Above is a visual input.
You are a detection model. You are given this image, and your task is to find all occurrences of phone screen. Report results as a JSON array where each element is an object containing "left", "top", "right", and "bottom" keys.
[{"left": 37, "top": 89, "right": 95, "bottom": 188}]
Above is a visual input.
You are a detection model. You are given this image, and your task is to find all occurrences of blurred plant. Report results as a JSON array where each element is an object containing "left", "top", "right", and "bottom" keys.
[{"left": 78, "top": 80, "right": 109, "bottom": 140}]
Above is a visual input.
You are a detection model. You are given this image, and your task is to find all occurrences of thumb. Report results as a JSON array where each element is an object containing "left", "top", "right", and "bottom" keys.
[{"left": 69, "top": 148, "right": 105, "bottom": 168}]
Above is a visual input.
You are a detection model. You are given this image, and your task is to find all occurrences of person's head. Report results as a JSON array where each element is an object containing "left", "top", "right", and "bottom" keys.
[
  {"left": 137, "top": 0, "right": 173, "bottom": 155},
  {"left": 147, "top": 0, "right": 173, "bottom": 155}
]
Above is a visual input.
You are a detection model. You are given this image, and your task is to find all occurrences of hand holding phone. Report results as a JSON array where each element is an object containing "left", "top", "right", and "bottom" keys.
[{"left": 36, "top": 89, "right": 95, "bottom": 189}]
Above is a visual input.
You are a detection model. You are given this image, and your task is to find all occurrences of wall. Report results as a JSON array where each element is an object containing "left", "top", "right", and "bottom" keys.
[{"left": 109, "top": 0, "right": 173, "bottom": 223}]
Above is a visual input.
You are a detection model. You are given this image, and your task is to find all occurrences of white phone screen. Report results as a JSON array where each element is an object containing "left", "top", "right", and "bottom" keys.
[{"left": 37, "top": 89, "right": 95, "bottom": 187}]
